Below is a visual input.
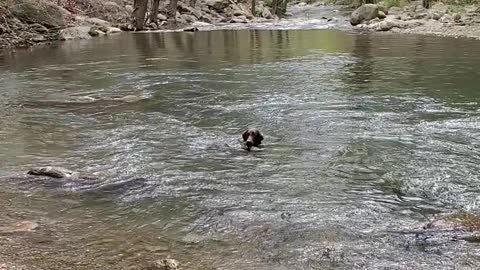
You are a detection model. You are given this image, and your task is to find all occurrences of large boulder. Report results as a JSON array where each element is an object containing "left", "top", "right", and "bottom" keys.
[
  {"left": 59, "top": 26, "right": 92, "bottom": 40},
  {"left": 10, "top": 0, "right": 70, "bottom": 28},
  {"left": 350, "top": 4, "right": 379, "bottom": 26}
]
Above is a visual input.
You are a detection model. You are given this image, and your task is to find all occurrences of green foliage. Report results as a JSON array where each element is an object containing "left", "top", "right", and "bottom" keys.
[
  {"left": 440, "top": 0, "right": 480, "bottom": 6},
  {"left": 383, "top": 0, "right": 409, "bottom": 8}
]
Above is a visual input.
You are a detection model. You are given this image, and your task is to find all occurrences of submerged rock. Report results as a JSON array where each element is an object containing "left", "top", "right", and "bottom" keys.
[
  {"left": 27, "top": 166, "right": 76, "bottom": 178},
  {"left": 351, "top": 4, "right": 379, "bottom": 26},
  {"left": 150, "top": 258, "right": 180, "bottom": 270},
  {"left": 0, "top": 221, "right": 39, "bottom": 234}
]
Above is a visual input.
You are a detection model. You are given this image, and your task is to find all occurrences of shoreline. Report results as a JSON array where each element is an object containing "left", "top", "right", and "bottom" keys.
[{"left": 350, "top": 1, "right": 480, "bottom": 40}]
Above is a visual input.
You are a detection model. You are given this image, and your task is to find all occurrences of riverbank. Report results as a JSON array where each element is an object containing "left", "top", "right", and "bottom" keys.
[
  {"left": 2, "top": 1, "right": 480, "bottom": 51},
  {"left": 0, "top": 0, "right": 275, "bottom": 49},
  {"left": 350, "top": 1, "right": 480, "bottom": 40}
]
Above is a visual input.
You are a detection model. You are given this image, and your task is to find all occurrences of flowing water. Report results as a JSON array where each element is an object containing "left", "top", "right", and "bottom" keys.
[{"left": 1, "top": 24, "right": 480, "bottom": 269}]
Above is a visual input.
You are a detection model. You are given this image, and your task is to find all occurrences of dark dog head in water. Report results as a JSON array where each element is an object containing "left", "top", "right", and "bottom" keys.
[{"left": 242, "top": 128, "right": 263, "bottom": 151}]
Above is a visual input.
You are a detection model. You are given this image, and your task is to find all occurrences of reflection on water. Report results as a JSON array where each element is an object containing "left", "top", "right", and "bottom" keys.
[{"left": 1, "top": 29, "right": 480, "bottom": 269}]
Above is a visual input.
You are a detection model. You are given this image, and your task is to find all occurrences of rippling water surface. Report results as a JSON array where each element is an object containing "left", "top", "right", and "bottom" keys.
[{"left": 1, "top": 28, "right": 480, "bottom": 269}]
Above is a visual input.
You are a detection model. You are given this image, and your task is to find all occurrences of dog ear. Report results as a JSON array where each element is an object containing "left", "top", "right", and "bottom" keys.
[
  {"left": 242, "top": 129, "right": 249, "bottom": 141},
  {"left": 257, "top": 131, "right": 264, "bottom": 142},
  {"left": 254, "top": 131, "right": 264, "bottom": 145}
]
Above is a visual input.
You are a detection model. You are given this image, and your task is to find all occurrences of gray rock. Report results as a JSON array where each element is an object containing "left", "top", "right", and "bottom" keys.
[
  {"left": 84, "top": 17, "right": 111, "bottom": 28},
  {"left": 440, "top": 14, "right": 453, "bottom": 23},
  {"left": 431, "top": 2, "right": 448, "bottom": 15},
  {"left": 377, "top": 5, "right": 388, "bottom": 15},
  {"left": 25, "top": 32, "right": 46, "bottom": 42},
  {"left": 178, "top": 2, "right": 203, "bottom": 18},
  {"left": 453, "top": 13, "right": 461, "bottom": 22},
  {"left": 415, "top": 5, "right": 426, "bottom": 13},
  {"left": 232, "top": 3, "right": 249, "bottom": 17},
  {"left": 230, "top": 16, "right": 248, "bottom": 23},
  {"left": 146, "top": 22, "right": 157, "bottom": 30},
  {"left": 158, "top": 13, "right": 168, "bottom": 21},
  {"left": 183, "top": 26, "right": 199, "bottom": 32},
  {"left": 27, "top": 166, "right": 76, "bottom": 178},
  {"left": 200, "top": 13, "right": 215, "bottom": 23},
  {"left": 206, "top": 0, "right": 229, "bottom": 12},
  {"left": 351, "top": 4, "right": 379, "bottom": 26},
  {"left": 378, "top": 10, "right": 386, "bottom": 19},
  {"left": 414, "top": 12, "right": 428, "bottom": 19},
  {"left": 125, "top": 5, "right": 134, "bottom": 14},
  {"left": 59, "top": 26, "right": 92, "bottom": 40},
  {"left": 431, "top": 12, "right": 441, "bottom": 20},
  {"left": 180, "top": 14, "right": 196, "bottom": 24},
  {"left": 89, "top": 28, "right": 100, "bottom": 36},
  {"left": 120, "top": 23, "right": 134, "bottom": 31},
  {"left": 233, "top": 9, "right": 246, "bottom": 16},
  {"left": 107, "top": 27, "right": 122, "bottom": 34},
  {"left": 29, "top": 23, "right": 48, "bottom": 33},
  {"left": 376, "top": 20, "right": 393, "bottom": 31},
  {"left": 10, "top": 0, "right": 70, "bottom": 28},
  {"left": 261, "top": 7, "right": 273, "bottom": 19},
  {"left": 192, "top": 21, "right": 212, "bottom": 27},
  {"left": 95, "top": 30, "right": 106, "bottom": 36}
]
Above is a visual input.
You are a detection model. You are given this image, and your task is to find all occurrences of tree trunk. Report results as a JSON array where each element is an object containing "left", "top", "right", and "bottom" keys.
[
  {"left": 133, "top": 0, "right": 148, "bottom": 30},
  {"left": 168, "top": 0, "right": 178, "bottom": 24},
  {"left": 150, "top": 0, "right": 160, "bottom": 24},
  {"left": 422, "top": 0, "right": 430, "bottom": 9},
  {"left": 271, "top": 0, "right": 278, "bottom": 17},
  {"left": 281, "top": 0, "right": 287, "bottom": 16},
  {"left": 251, "top": 0, "right": 256, "bottom": 16}
]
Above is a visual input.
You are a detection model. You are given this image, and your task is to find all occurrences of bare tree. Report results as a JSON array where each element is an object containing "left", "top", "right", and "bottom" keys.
[
  {"left": 133, "top": 0, "right": 149, "bottom": 30},
  {"left": 150, "top": 0, "right": 160, "bottom": 24},
  {"left": 251, "top": 0, "right": 256, "bottom": 17}
]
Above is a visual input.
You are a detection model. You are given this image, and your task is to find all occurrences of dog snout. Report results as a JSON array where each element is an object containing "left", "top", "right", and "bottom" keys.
[{"left": 245, "top": 138, "right": 253, "bottom": 147}]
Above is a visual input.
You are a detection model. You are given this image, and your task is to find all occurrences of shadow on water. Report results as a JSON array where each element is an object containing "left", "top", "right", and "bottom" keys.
[{"left": 1, "top": 30, "right": 480, "bottom": 269}]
